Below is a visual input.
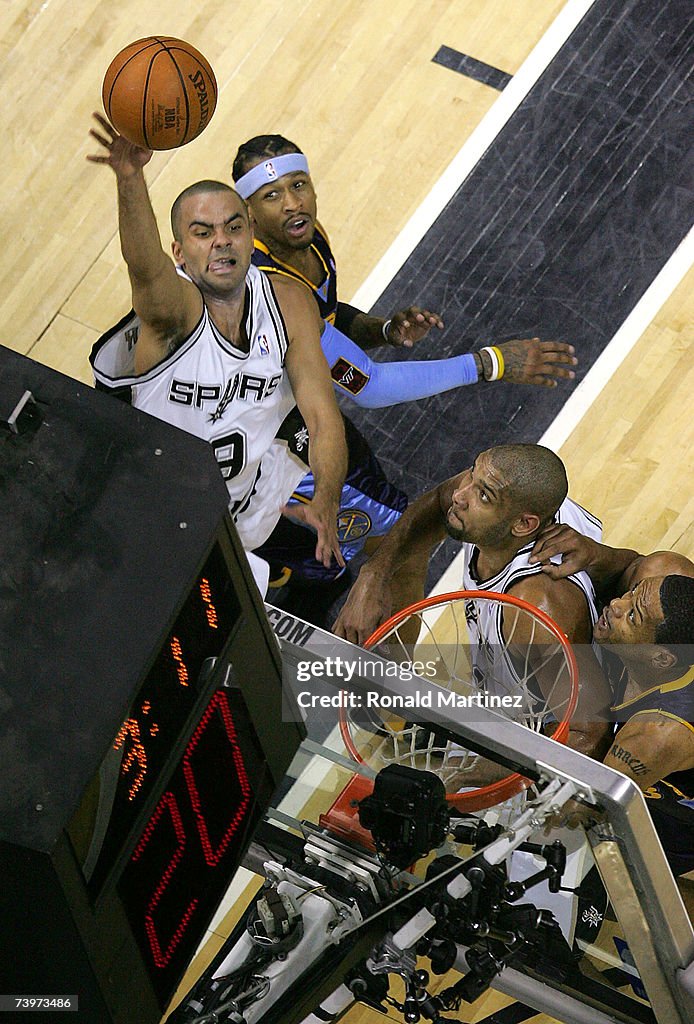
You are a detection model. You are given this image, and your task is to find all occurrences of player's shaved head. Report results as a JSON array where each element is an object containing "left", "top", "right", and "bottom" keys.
[
  {"left": 488, "top": 444, "right": 568, "bottom": 525},
  {"left": 170, "top": 180, "right": 246, "bottom": 240},
  {"left": 232, "top": 135, "right": 303, "bottom": 181}
]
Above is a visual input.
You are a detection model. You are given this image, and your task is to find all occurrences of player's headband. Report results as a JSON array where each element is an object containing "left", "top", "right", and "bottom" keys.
[{"left": 235, "top": 154, "right": 310, "bottom": 199}]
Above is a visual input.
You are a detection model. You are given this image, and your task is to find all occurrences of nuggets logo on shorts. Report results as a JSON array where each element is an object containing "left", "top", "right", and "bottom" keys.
[
  {"left": 337, "top": 509, "right": 371, "bottom": 541},
  {"left": 331, "top": 357, "right": 369, "bottom": 395}
]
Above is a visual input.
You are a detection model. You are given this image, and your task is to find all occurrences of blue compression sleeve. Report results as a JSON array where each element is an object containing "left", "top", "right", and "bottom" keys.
[{"left": 321, "top": 321, "right": 479, "bottom": 409}]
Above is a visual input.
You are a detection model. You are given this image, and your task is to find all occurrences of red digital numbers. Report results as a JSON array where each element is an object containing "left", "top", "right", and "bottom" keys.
[
  {"left": 183, "top": 691, "right": 251, "bottom": 866},
  {"left": 131, "top": 793, "right": 199, "bottom": 968},
  {"left": 129, "top": 692, "right": 252, "bottom": 969}
]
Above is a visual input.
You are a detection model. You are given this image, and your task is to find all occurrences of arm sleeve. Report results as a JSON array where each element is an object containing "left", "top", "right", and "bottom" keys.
[{"left": 321, "top": 320, "right": 479, "bottom": 409}]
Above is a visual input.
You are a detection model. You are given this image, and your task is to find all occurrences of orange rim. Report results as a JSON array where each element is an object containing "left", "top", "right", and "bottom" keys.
[{"left": 339, "top": 590, "right": 579, "bottom": 812}]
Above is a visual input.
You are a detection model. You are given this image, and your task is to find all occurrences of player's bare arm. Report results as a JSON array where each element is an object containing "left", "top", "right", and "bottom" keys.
[
  {"left": 530, "top": 527, "right": 694, "bottom": 590},
  {"left": 605, "top": 714, "right": 694, "bottom": 791},
  {"left": 88, "top": 113, "right": 201, "bottom": 372},
  {"left": 334, "top": 473, "right": 461, "bottom": 645},
  {"left": 507, "top": 573, "right": 613, "bottom": 759},
  {"left": 336, "top": 302, "right": 444, "bottom": 350},
  {"left": 274, "top": 277, "right": 348, "bottom": 568},
  {"left": 555, "top": 667, "right": 694, "bottom": 832},
  {"left": 529, "top": 525, "right": 639, "bottom": 584}
]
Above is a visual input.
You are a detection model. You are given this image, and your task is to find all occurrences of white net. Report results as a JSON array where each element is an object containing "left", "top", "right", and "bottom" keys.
[{"left": 341, "top": 591, "right": 578, "bottom": 811}]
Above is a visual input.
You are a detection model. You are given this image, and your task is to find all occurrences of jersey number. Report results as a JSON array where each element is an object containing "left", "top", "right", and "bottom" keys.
[{"left": 212, "top": 431, "right": 247, "bottom": 481}]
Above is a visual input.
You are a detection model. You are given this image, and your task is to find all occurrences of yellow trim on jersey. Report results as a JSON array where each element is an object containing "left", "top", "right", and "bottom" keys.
[
  {"left": 626, "top": 708, "right": 694, "bottom": 736},
  {"left": 253, "top": 237, "right": 331, "bottom": 295},
  {"left": 611, "top": 664, "right": 694, "bottom": 712},
  {"left": 657, "top": 778, "right": 692, "bottom": 801},
  {"left": 315, "top": 220, "right": 332, "bottom": 248},
  {"left": 661, "top": 664, "right": 694, "bottom": 692},
  {"left": 254, "top": 259, "right": 315, "bottom": 297},
  {"left": 268, "top": 566, "right": 292, "bottom": 588}
]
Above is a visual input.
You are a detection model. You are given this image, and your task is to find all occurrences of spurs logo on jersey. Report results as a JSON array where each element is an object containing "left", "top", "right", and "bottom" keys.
[
  {"left": 461, "top": 498, "right": 602, "bottom": 708},
  {"left": 166, "top": 372, "right": 283, "bottom": 422},
  {"left": 89, "top": 264, "right": 308, "bottom": 551}
]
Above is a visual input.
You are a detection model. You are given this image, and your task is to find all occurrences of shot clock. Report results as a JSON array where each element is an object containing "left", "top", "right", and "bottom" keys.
[{"left": 0, "top": 346, "right": 303, "bottom": 1023}]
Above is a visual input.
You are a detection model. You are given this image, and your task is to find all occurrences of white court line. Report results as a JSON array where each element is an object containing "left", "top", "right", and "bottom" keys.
[
  {"left": 279, "top": 1, "right": 600, "bottom": 788},
  {"left": 350, "top": 0, "right": 596, "bottom": 311},
  {"left": 540, "top": 225, "right": 694, "bottom": 453},
  {"left": 430, "top": 230, "right": 694, "bottom": 598}
]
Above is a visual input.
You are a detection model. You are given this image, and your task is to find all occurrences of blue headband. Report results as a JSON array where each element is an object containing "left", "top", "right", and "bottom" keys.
[{"left": 235, "top": 153, "right": 310, "bottom": 199}]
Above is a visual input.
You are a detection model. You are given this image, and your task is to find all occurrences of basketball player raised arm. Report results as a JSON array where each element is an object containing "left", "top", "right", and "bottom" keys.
[
  {"left": 88, "top": 113, "right": 203, "bottom": 372},
  {"left": 88, "top": 114, "right": 347, "bottom": 567}
]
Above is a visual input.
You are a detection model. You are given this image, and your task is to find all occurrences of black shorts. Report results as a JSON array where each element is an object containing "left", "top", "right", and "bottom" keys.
[{"left": 256, "top": 416, "right": 407, "bottom": 585}]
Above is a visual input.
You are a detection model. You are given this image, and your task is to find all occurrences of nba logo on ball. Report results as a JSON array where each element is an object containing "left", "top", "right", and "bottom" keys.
[{"left": 264, "top": 161, "right": 278, "bottom": 180}]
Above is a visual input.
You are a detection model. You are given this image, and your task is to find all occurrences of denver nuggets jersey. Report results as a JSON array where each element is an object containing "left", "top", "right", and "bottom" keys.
[
  {"left": 460, "top": 498, "right": 602, "bottom": 706},
  {"left": 90, "top": 265, "right": 308, "bottom": 550},
  {"left": 251, "top": 222, "right": 338, "bottom": 323},
  {"left": 249, "top": 225, "right": 408, "bottom": 585},
  {"left": 611, "top": 665, "right": 694, "bottom": 873}
]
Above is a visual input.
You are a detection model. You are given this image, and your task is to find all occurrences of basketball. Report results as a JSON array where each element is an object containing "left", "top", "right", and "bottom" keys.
[{"left": 102, "top": 37, "right": 217, "bottom": 150}]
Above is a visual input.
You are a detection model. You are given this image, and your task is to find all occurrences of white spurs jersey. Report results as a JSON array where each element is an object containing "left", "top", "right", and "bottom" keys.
[
  {"left": 90, "top": 265, "right": 308, "bottom": 550},
  {"left": 459, "top": 498, "right": 602, "bottom": 712}
]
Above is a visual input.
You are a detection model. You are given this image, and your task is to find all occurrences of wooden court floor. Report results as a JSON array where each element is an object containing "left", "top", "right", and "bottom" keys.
[{"left": 1, "top": 1, "right": 691, "bottom": 1022}]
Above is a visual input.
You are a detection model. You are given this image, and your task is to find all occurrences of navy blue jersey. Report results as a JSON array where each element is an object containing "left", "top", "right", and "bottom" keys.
[
  {"left": 251, "top": 222, "right": 338, "bottom": 323},
  {"left": 255, "top": 416, "right": 407, "bottom": 585},
  {"left": 251, "top": 225, "right": 407, "bottom": 586},
  {"left": 612, "top": 665, "right": 694, "bottom": 874}
]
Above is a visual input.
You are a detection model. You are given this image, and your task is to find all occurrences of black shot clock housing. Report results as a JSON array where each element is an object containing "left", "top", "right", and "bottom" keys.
[{"left": 0, "top": 346, "right": 304, "bottom": 1022}]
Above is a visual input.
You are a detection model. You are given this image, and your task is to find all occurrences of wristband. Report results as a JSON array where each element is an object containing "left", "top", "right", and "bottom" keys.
[
  {"left": 382, "top": 319, "right": 392, "bottom": 342},
  {"left": 481, "top": 345, "right": 505, "bottom": 381}
]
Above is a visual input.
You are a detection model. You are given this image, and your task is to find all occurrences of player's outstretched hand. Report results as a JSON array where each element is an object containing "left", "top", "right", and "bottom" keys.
[
  {"left": 87, "top": 112, "right": 153, "bottom": 177},
  {"left": 333, "top": 568, "right": 392, "bottom": 646},
  {"left": 281, "top": 498, "right": 345, "bottom": 571},
  {"left": 497, "top": 338, "right": 577, "bottom": 387},
  {"left": 543, "top": 797, "right": 604, "bottom": 833},
  {"left": 386, "top": 307, "right": 444, "bottom": 348},
  {"left": 529, "top": 523, "right": 600, "bottom": 578}
]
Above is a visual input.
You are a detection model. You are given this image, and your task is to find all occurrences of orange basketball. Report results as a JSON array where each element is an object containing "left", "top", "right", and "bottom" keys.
[{"left": 102, "top": 37, "right": 217, "bottom": 150}]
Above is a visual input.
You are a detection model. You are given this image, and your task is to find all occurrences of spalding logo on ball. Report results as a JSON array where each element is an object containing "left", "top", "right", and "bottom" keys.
[{"left": 102, "top": 37, "right": 217, "bottom": 150}]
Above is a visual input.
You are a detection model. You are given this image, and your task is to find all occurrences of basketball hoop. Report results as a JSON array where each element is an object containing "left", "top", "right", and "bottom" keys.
[{"left": 338, "top": 590, "right": 579, "bottom": 812}]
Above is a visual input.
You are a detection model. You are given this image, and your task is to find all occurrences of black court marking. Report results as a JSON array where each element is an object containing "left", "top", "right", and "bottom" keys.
[
  {"left": 342, "top": 0, "right": 694, "bottom": 587},
  {"left": 433, "top": 45, "right": 512, "bottom": 91}
]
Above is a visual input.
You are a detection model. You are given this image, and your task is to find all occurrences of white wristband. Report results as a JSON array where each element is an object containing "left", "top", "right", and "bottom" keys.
[
  {"left": 481, "top": 345, "right": 501, "bottom": 381},
  {"left": 382, "top": 319, "right": 392, "bottom": 342}
]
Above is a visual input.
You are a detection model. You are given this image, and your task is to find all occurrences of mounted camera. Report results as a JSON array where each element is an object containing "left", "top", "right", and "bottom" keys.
[{"left": 358, "top": 764, "right": 450, "bottom": 868}]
